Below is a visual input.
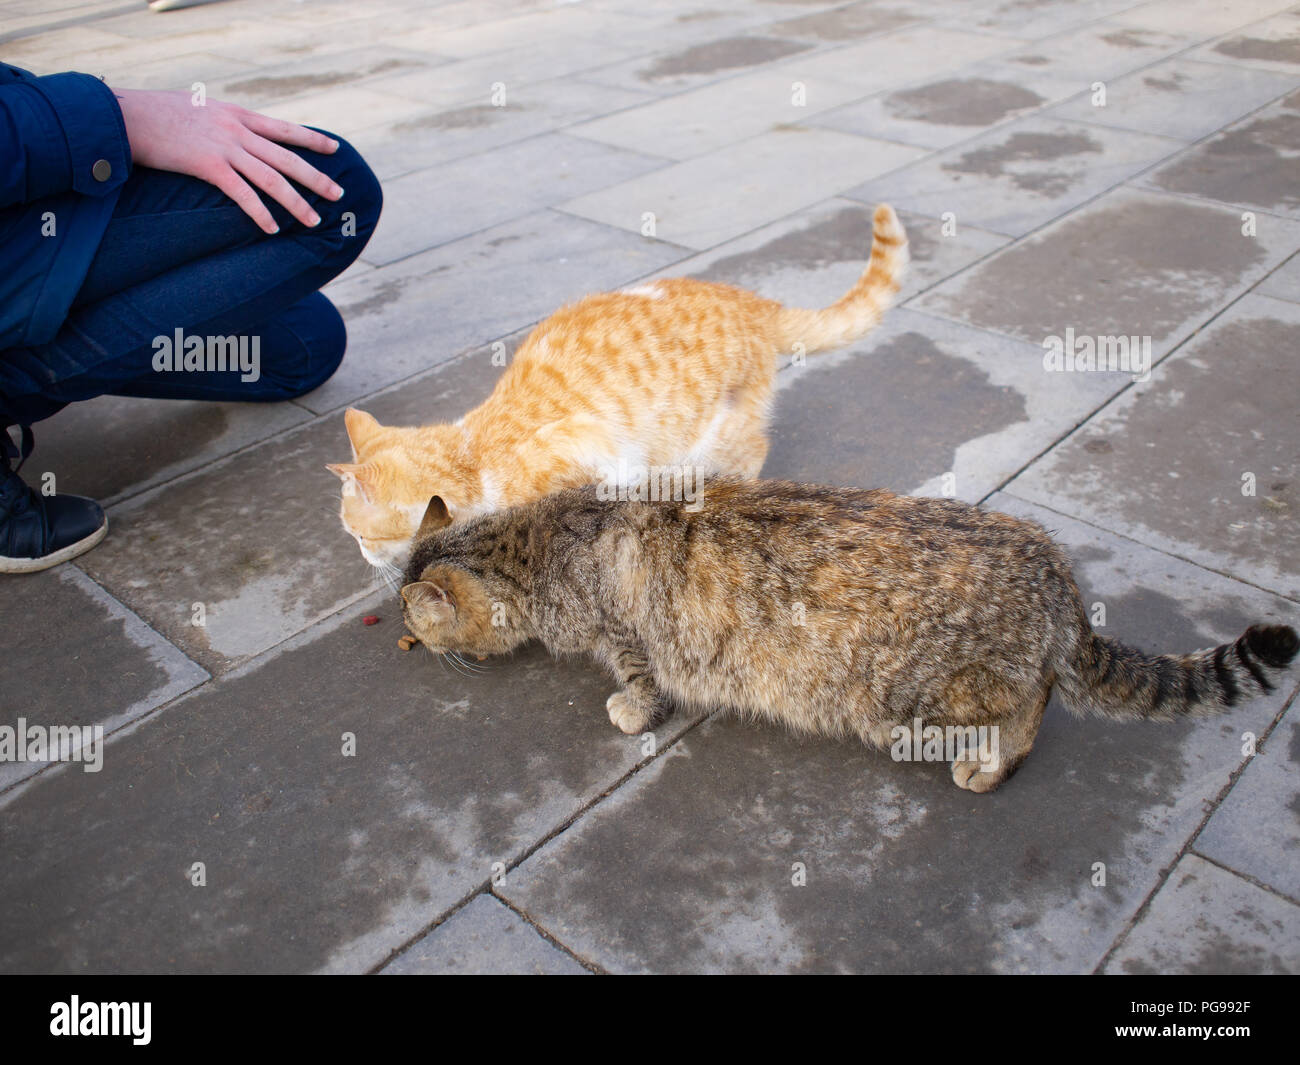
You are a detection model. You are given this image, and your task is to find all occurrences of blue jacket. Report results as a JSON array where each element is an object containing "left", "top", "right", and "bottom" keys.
[{"left": 0, "top": 63, "right": 132, "bottom": 350}]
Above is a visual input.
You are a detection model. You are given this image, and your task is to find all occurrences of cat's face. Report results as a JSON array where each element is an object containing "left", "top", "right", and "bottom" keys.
[
  {"left": 400, "top": 566, "right": 522, "bottom": 659},
  {"left": 328, "top": 409, "right": 470, "bottom": 571},
  {"left": 400, "top": 497, "right": 528, "bottom": 659}
]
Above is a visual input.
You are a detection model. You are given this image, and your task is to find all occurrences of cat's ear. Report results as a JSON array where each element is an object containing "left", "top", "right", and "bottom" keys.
[
  {"left": 416, "top": 495, "right": 453, "bottom": 539},
  {"left": 401, "top": 580, "right": 455, "bottom": 623},
  {"left": 326, "top": 462, "right": 377, "bottom": 500},
  {"left": 344, "top": 408, "right": 383, "bottom": 457}
]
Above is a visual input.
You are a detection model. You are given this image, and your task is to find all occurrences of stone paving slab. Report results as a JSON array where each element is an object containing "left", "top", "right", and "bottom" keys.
[
  {"left": 16, "top": 19, "right": 310, "bottom": 76},
  {"left": 364, "top": 35, "right": 648, "bottom": 108},
  {"left": 560, "top": 127, "right": 925, "bottom": 250},
  {"left": 921, "top": 0, "right": 1141, "bottom": 41},
  {"left": 846, "top": 115, "right": 1184, "bottom": 238},
  {"left": 1255, "top": 251, "right": 1300, "bottom": 303},
  {"left": 809, "top": 60, "right": 1086, "bottom": 152},
  {"left": 988, "top": 20, "right": 1196, "bottom": 83},
  {"left": 0, "top": 566, "right": 207, "bottom": 793},
  {"left": 204, "top": 47, "right": 447, "bottom": 113},
  {"left": 396, "top": 5, "right": 651, "bottom": 61},
  {"left": 0, "top": 25, "right": 152, "bottom": 71},
  {"left": 380, "top": 895, "right": 587, "bottom": 974},
  {"left": 315, "top": 207, "right": 689, "bottom": 412},
  {"left": 1110, "top": 0, "right": 1299, "bottom": 40},
  {"left": 1046, "top": 57, "right": 1297, "bottom": 143},
  {"left": 498, "top": 495, "right": 1298, "bottom": 973},
  {"left": 1008, "top": 292, "right": 1300, "bottom": 600},
  {"left": 568, "top": 63, "right": 869, "bottom": 161},
  {"left": 261, "top": 85, "right": 440, "bottom": 141},
  {"left": 758, "top": 24, "right": 1021, "bottom": 93},
  {"left": 1195, "top": 702, "right": 1300, "bottom": 902},
  {"left": 0, "top": 589, "right": 701, "bottom": 974},
  {"left": 362, "top": 132, "right": 670, "bottom": 266},
  {"left": 764, "top": 309, "right": 1125, "bottom": 502},
  {"left": 0, "top": 1, "right": 127, "bottom": 41},
  {"left": 574, "top": 33, "right": 817, "bottom": 97},
  {"left": 579, "top": 23, "right": 1017, "bottom": 98},
  {"left": 350, "top": 77, "right": 657, "bottom": 181},
  {"left": 1139, "top": 89, "right": 1300, "bottom": 218},
  {"left": 912, "top": 186, "right": 1300, "bottom": 360},
  {"left": 73, "top": 50, "right": 258, "bottom": 93},
  {"left": 1103, "top": 854, "right": 1300, "bottom": 974},
  {"left": 1185, "top": 9, "right": 1300, "bottom": 75},
  {"left": 27, "top": 393, "right": 310, "bottom": 507},
  {"left": 765, "top": 2, "right": 920, "bottom": 45}
]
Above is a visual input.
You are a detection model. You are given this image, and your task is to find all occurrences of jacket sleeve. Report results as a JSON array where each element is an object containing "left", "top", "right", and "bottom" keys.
[{"left": 0, "top": 65, "right": 132, "bottom": 209}]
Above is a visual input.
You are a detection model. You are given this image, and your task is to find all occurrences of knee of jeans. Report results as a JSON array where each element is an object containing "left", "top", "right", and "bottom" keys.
[
  {"left": 313, "top": 130, "right": 383, "bottom": 242},
  {"left": 260, "top": 293, "right": 346, "bottom": 400},
  {"left": 297, "top": 295, "right": 347, "bottom": 393}
]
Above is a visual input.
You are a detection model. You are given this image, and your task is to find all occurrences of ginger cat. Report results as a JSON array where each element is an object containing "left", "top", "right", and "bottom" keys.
[{"left": 330, "top": 204, "right": 907, "bottom": 573}]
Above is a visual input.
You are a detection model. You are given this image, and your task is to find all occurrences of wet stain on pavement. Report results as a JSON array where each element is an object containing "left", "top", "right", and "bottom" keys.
[
  {"left": 886, "top": 78, "right": 1044, "bottom": 127},
  {"left": 942, "top": 130, "right": 1102, "bottom": 197},
  {"left": 639, "top": 36, "right": 810, "bottom": 80}
]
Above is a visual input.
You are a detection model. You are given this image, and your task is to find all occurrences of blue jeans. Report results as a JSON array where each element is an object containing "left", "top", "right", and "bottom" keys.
[{"left": 0, "top": 131, "right": 382, "bottom": 427}]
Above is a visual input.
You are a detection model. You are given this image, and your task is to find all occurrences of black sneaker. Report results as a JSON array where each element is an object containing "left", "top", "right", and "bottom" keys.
[{"left": 1, "top": 426, "right": 107, "bottom": 574}]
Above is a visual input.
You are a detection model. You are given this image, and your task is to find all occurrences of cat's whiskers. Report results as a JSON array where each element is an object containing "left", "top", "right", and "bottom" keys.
[
  {"left": 447, "top": 650, "right": 487, "bottom": 675},
  {"left": 440, "top": 651, "right": 477, "bottom": 679},
  {"left": 373, "top": 559, "right": 403, "bottom": 596}
]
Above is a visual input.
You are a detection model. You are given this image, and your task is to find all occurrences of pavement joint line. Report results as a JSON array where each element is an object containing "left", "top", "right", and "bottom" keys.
[
  {"left": 1092, "top": 681, "right": 1300, "bottom": 974},
  {"left": 488, "top": 707, "right": 723, "bottom": 880},
  {"left": 0, "top": 2, "right": 139, "bottom": 47},
  {"left": 371, "top": 710, "right": 720, "bottom": 974},
  {"left": 967, "top": 236, "right": 1300, "bottom": 565},
  {"left": 996, "top": 490, "right": 1300, "bottom": 607},
  {"left": 1187, "top": 849, "right": 1300, "bottom": 910},
  {"left": 1056, "top": 75, "right": 1300, "bottom": 148},
  {"left": 491, "top": 890, "right": 606, "bottom": 974},
  {"left": 0, "top": 574, "right": 388, "bottom": 811},
  {"left": 358, "top": 190, "right": 689, "bottom": 273},
  {"left": 363, "top": 877, "right": 493, "bottom": 975},
  {"left": 1117, "top": 178, "right": 1300, "bottom": 225}
]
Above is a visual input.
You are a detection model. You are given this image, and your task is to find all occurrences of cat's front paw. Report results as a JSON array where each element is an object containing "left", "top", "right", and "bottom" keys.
[
  {"left": 951, "top": 749, "right": 1007, "bottom": 793},
  {"left": 606, "top": 689, "right": 656, "bottom": 735}
]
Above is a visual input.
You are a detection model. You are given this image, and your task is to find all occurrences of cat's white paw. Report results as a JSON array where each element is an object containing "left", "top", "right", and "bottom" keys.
[
  {"left": 606, "top": 690, "right": 653, "bottom": 735},
  {"left": 951, "top": 752, "right": 1004, "bottom": 793}
]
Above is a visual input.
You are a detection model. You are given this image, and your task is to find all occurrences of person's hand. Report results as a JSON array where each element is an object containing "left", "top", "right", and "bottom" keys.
[{"left": 112, "top": 88, "right": 344, "bottom": 234}]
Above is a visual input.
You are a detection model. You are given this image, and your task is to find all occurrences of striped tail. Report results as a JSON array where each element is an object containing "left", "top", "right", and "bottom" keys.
[
  {"left": 774, "top": 204, "right": 908, "bottom": 355},
  {"left": 1056, "top": 623, "right": 1298, "bottom": 720}
]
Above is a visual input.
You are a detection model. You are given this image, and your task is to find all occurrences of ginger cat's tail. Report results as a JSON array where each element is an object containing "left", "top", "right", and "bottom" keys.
[{"left": 774, "top": 204, "right": 909, "bottom": 355}]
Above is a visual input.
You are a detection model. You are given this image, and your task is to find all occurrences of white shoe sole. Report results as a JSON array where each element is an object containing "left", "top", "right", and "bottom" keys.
[{"left": 0, "top": 518, "right": 108, "bottom": 574}]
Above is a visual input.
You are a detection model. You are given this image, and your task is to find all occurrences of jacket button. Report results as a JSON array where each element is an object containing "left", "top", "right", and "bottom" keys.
[{"left": 92, "top": 159, "right": 112, "bottom": 182}]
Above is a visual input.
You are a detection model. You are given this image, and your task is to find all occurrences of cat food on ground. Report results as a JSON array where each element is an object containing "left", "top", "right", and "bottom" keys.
[
  {"left": 399, "top": 478, "right": 1298, "bottom": 793},
  {"left": 362, "top": 614, "right": 379, "bottom": 626},
  {"left": 397, "top": 634, "right": 418, "bottom": 651}
]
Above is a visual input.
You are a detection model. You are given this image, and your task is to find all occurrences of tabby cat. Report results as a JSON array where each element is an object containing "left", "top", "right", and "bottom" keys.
[
  {"left": 330, "top": 205, "right": 907, "bottom": 575},
  {"left": 400, "top": 478, "right": 1297, "bottom": 792}
]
